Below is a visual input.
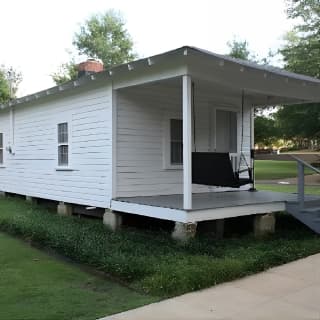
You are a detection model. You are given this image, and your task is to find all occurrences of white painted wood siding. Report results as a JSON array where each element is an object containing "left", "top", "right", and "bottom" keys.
[
  {"left": 0, "top": 85, "right": 112, "bottom": 208},
  {"left": 116, "top": 82, "right": 252, "bottom": 198}
]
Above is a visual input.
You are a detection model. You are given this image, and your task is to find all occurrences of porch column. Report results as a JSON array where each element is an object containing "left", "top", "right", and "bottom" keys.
[{"left": 182, "top": 75, "right": 192, "bottom": 210}]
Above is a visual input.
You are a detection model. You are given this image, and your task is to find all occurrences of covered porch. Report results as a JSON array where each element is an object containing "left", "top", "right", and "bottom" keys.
[{"left": 109, "top": 47, "right": 320, "bottom": 238}]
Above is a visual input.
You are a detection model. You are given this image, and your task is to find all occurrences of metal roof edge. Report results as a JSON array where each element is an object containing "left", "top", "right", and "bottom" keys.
[
  {"left": 2, "top": 45, "right": 319, "bottom": 111},
  {"left": 186, "top": 46, "right": 320, "bottom": 84},
  {"left": 0, "top": 46, "right": 187, "bottom": 111}
]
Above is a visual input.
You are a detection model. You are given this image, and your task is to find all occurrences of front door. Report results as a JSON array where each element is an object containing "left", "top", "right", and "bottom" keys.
[{"left": 211, "top": 109, "right": 237, "bottom": 153}]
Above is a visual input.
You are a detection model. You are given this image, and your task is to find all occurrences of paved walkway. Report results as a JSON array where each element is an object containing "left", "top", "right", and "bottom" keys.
[{"left": 100, "top": 254, "right": 320, "bottom": 320}]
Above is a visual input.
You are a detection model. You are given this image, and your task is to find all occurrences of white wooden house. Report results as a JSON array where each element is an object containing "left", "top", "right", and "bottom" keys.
[{"left": 1, "top": 46, "right": 320, "bottom": 239}]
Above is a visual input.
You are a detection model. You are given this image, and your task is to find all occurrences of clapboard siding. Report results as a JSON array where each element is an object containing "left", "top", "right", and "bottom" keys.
[
  {"left": 0, "top": 85, "right": 112, "bottom": 208},
  {"left": 116, "top": 84, "right": 252, "bottom": 197}
]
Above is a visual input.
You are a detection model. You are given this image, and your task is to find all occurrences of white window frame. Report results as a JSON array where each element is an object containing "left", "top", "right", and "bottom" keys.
[
  {"left": 56, "top": 121, "right": 72, "bottom": 170},
  {"left": 163, "top": 113, "right": 183, "bottom": 170},
  {"left": 0, "top": 132, "right": 4, "bottom": 167}
]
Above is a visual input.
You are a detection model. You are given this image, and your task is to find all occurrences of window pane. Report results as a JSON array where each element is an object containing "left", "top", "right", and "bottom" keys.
[
  {"left": 58, "top": 123, "right": 68, "bottom": 143},
  {"left": 0, "top": 149, "right": 3, "bottom": 164},
  {"left": 58, "top": 145, "right": 68, "bottom": 166},
  {"left": 0, "top": 133, "right": 2, "bottom": 148},
  {"left": 170, "top": 119, "right": 182, "bottom": 141},
  {"left": 170, "top": 119, "right": 183, "bottom": 165},
  {"left": 171, "top": 142, "right": 183, "bottom": 164}
]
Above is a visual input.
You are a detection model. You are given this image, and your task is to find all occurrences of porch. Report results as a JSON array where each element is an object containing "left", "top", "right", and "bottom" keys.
[
  {"left": 111, "top": 190, "right": 316, "bottom": 224},
  {"left": 111, "top": 47, "right": 320, "bottom": 236}
]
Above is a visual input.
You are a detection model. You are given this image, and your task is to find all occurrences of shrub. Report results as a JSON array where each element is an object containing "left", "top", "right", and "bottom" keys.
[{"left": 0, "top": 197, "right": 319, "bottom": 297}]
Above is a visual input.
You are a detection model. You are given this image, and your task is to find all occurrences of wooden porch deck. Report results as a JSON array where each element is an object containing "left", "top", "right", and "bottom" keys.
[{"left": 111, "top": 191, "right": 319, "bottom": 223}]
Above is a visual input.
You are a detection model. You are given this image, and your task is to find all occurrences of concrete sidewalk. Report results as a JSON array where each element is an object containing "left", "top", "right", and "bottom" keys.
[{"left": 100, "top": 254, "right": 320, "bottom": 320}]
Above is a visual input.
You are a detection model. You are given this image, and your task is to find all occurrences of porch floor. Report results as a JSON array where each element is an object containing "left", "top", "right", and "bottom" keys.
[
  {"left": 112, "top": 191, "right": 319, "bottom": 223},
  {"left": 116, "top": 190, "right": 301, "bottom": 211}
]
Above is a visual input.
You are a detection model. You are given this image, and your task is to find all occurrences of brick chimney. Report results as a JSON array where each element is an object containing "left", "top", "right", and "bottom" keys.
[{"left": 77, "top": 59, "right": 104, "bottom": 77}]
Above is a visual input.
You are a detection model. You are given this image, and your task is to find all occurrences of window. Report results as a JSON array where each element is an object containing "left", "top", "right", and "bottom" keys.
[
  {"left": 170, "top": 119, "right": 183, "bottom": 165},
  {"left": 0, "top": 133, "right": 3, "bottom": 164},
  {"left": 57, "top": 122, "right": 69, "bottom": 166}
]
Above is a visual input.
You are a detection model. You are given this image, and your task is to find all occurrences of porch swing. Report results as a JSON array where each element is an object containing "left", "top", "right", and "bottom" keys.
[{"left": 191, "top": 84, "right": 254, "bottom": 188}]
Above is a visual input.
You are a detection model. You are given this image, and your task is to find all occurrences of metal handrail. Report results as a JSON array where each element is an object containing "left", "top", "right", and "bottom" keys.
[
  {"left": 290, "top": 155, "right": 320, "bottom": 174},
  {"left": 290, "top": 155, "right": 320, "bottom": 210}
]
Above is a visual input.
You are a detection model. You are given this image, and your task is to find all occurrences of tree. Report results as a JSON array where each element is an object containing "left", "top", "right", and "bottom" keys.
[
  {"left": 0, "top": 66, "right": 22, "bottom": 104},
  {"left": 74, "top": 10, "right": 136, "bottom": 67},
  {"left": 286, "top": 0, "right": 320, "bottom": 78},
  {"left": 277, "top": 0, "right": 320, "bottom": 149},
  {"left": 227, "top": 39, "right": 252, "bottom": 60},
  {"left": 52, "top": 10, "right": 136, "bottom": 84},
  {"left": 254, "top": 116, "right": 279, "bottom": 147},
  {"left": 275, "top": 104, "right": 320, "bottom": 148},
  {"left": 51, "top": 60, "right": 78, "bottom": 85},
  {"left": 0, "top": 70, "right": 10, "bottom": 104},
  {"left": 281, "top": 0, "right": 320, "bottom": 77}
]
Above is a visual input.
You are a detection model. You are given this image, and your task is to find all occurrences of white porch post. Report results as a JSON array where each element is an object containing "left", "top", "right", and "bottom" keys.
[{"left": 182, "top": 75, "right": 192, "bottom": 210}]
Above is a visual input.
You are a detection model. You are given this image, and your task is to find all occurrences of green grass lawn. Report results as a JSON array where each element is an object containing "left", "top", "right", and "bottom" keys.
[
  {"left": 0, "top": 197, "right": 320, "bottom": 301},
  {"left": 255, "top": 160, "right": 314, "bottom": 180},
  {"left": 256, "top": 184, "right": 320, "bottom": 195},
  {"left": 0, "top": 231, "right": 156, "bottom": 320}
]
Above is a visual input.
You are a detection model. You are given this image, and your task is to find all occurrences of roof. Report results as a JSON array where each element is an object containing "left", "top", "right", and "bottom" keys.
[
  {"left": 190, "top": 46, "right": 320, "bottom": 84},
  {"left": 1, "top": 46, "right": 320, "bottom": 111}
]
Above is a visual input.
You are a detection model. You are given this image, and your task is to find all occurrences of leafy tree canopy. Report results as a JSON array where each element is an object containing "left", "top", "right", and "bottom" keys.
[
  {"left": 0, "top": 70, "right": 10, "bottom": 104},
  {"left": 0, "top": 66, "right": 22, "bottom": 104},
  {"left": 254, "top": 115, "right": 279, "bottom": 147},
  {"left": 277, "top": 0, "right": 320, "bottom": 148},
  {"left": 52, "top": 10, "right": 136, "bottom": 85},
  {"left": 51, "top": 59, "right": 78, "bottom": 86},
  {"left": 73, "top": 10, "right": 136, "bottom": 68},
  {"left": 227, "top": 39, "right": 252, "bottom": 60},
  {"left": 281, "top": 0, "right": 320, "bottom": 77},
  {"left": 227, "top": 38, "right": 273, "bottom": 65}
]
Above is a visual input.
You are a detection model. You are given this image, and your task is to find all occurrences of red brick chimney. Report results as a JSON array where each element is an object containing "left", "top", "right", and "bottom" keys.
[{"left": 77, "top": 59, "right": 104, "bottom": 77}]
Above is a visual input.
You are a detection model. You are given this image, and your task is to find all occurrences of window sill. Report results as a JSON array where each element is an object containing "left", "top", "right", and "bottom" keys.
[
  {"left": 55, "top": 167, "right": 74, "bottom": 171},
  {"left": 164, "top": 164, "right": 183, "bottom": 170}
]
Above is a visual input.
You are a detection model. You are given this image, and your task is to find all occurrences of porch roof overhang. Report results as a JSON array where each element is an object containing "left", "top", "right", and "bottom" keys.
[
  {"left": 1, "top": 46, "right": 320, "bottom": 111},
  {"left": 185, "top": 47, "right": 320, "bottom": 106}
]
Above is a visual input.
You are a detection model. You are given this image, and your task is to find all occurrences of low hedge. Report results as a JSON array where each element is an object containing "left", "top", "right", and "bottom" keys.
[{"left": 0, "top": 197, "right": 320, "bottom": 297}]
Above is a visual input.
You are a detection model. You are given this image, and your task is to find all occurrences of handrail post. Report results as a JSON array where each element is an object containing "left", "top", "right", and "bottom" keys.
[
  {"left": 291, "top": 154, "right": 319, "bottom": 211},
  {"left": 297, "top": 161, "right": 305, "bottom": 210}
]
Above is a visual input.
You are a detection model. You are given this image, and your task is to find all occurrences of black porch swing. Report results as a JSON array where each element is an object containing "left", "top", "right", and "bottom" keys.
[{"left": 191, "top": 84, "right": 254, "bottom": 188}]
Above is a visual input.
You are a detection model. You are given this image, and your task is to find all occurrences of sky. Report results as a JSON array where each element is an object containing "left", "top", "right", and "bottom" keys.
[{"left": 0, "top": 0, "right": 295, "bottom": 97}]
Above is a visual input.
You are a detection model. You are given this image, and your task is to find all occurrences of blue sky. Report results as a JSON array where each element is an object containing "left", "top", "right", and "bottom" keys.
[{"left": 0, "top": 0, "right": 294, "bottom": 96}]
